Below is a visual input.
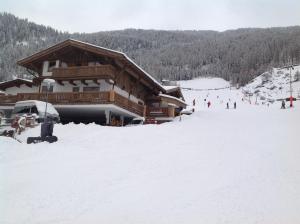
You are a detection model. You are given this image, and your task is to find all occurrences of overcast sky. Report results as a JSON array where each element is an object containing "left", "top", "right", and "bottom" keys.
[{"left": 1, "top": 0, "right": 300, "bottom": 33}]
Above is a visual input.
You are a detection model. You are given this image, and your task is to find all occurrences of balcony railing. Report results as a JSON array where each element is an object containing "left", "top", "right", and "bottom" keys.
[
  {"left": 51, "top": 65, "right": 116, "bottom": 79},
  {"left": 0, "top": 91, "right": 144, "bottom": 116},
  {"left": 146, "top": 107, "right": 169, "bottom": 117},
  {"left": 114, "top": 93, "right": 145, "bottom": 116}
]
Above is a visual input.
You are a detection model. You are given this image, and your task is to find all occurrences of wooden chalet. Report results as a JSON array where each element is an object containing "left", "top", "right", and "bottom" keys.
[{"left": 0, "top": 39, "right": 186, "bottom": 125}]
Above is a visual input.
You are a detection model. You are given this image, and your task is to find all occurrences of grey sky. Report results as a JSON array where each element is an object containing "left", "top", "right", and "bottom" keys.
[{"left": 0, "top": 0, "right": 299, "bottom": 33}]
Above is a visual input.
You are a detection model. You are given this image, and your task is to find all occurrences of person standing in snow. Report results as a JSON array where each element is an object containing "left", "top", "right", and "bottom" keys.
[
  {"left": 226, "top": 102, "right": 229, "bottom": 109},
  {"left": 234, "top": 102, "right": 237, "bottom": 109},
  {"left": 207, "top": 101, "right": 211, "bottom": 108},
  {"left": 281, "top": 100, "right": 286, "bottom": 109}
]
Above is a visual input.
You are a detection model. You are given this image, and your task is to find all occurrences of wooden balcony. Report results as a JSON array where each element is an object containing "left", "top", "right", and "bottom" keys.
[
  {"left": 51, "top": 65, "right": 117, "bottom": 80},
  {"left": 0, "top": 91, "right": 144, "bottom": 116}
]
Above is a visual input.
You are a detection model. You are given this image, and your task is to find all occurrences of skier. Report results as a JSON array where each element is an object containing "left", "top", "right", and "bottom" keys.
[
  {"left": 281, "top": 100, "right": 286, "bottom": 109},
  {"left": 234, "top": 102, "right": 237, "bottom": 109},
  {"left": 207, "top": 101, "right": 211, "bottom": 108},
  {"left": 226, "top": 102, "right": 229, "bottom": 109}
]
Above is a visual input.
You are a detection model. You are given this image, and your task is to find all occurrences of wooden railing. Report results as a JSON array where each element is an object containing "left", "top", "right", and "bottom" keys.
[
  {"left": 0, "top": 95, "right": 18, "bottom": 104},
  {"left": 0, "top": 91, "right": 144, "bottom": 116},
  {"left": 16, "top": 92, "right": 111, "bottom": 105},
  {"left": 114, "top": 93, "right": 144, "bottom": 116},
  {"left": 146, "top": 107, "right": 169, "bottom": 117},
  {"left": 52, "top": 65, "right": 116, "bottom": 79}
]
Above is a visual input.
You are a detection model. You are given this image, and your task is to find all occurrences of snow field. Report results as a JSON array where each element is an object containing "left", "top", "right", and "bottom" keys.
[{"left": 1, "top": 77, "right": 300, "bottom": 223}]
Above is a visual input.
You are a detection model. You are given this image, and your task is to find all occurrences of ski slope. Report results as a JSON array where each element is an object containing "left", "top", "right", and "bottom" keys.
[{"left": 1, "top": 78, "right": 300, "bottom": 224}]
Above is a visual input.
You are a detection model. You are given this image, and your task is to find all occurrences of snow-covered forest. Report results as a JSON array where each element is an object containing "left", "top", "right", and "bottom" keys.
[{"left": 1, "top": 12, "right": 300, "bottom": 85}]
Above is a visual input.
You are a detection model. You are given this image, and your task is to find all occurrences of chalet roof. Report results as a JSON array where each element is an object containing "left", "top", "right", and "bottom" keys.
[
  {"left": 0, "top": 78, "right": 35, "bottom": 91},
  {"left": 163, "top": 85, "right": 185, "bottom": 100},
  {"left": 159, "top": 93, "right": 187, "bottom": 107},
  {"left": 17, "top": 39, "right": 165, "bottom": 93}
]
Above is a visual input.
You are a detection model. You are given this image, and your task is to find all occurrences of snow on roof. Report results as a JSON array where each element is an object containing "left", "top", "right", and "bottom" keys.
[
  {"left": 15, "top": 100, "right": 58, "bottom": 115},
  {"left": 163, "top": 85, "right": 179, "bottom": 91},
  {"left": 0, "top": 78, "right": 33, "bottom": 84},
  {"left": 68, "top": 39, "right": 124, "bottom": 55},
  {"left": 167, "top": 103, "right": 178, "bottom": 107},
  {"left": 13, "top": 78, "right": 33, "bottom": 82},
  {"left": 159, "top": 93, "right": 187, "bottom": 105}
]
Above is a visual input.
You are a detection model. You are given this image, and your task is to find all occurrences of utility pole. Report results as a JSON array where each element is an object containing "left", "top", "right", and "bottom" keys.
[
  {"left": 289, "top": 65, "right": 294, "bottom": 107},
  {"left": 281, "top": 60, "right": 294, "bottom": 107}
]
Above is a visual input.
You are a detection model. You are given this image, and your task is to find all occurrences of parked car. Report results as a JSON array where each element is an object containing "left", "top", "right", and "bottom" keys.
[
  {"left": 180, "top": 109, "right": 193, "bottom": 115},
  {"left": 11, "top": 100, "right": 60, "bottom": 123},
  {"left": 126, "top": 117, "right": 145, "bottom": 126}
]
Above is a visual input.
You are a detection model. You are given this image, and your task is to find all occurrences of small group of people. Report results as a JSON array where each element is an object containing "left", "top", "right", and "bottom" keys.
[
  {"left": 203, "top": 98, "right": 211, "bottom": 108},
  {"left": 195, "top": 97, "right": 237, "bottom": 109},
  {"left": 281, "top": 98, "right": 294, "bottom": 109},
  {"left": 226, "top": 101, "right": 237, "bottom": 109}
]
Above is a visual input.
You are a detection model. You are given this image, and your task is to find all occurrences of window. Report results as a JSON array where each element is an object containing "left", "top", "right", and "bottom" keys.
[
  {"left": 73, "top": 87, "right": 80, "bottom": 92},
  {"left": 83, "top": 87, "right": 99, "bottom": 92},
  {"left": 41, "top": 85, "right": 53, "bottom": 93},
  {"left": 61, "top": 62, "right": 68, "bottom": 68},
  {"left": 30, "top": 106, "right": 38, "bottom": 114},
  {"left": 13, "top": 106, "right": 30, "bottom": 114},
  {"left": 48, "top": 61, "right": 56, "bottom": 72}
]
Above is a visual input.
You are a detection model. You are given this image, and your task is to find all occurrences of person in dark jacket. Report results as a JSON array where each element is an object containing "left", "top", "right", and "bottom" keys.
[
  {"left": 207, "top": 101, "right": 211, "bottom": 108},
  {"left": 226, "top": 102, "right": 229, "bottom": 109},
  {"left": 234, "top": 102, "right": 237, "bottom": 109},
  {"left": 281, "top": 100, "right": 286, "bottom": 109}
]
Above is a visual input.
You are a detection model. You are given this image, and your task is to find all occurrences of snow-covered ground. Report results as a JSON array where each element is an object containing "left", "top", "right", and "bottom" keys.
[
  {"left": 242, "top": 65, "right": 300, "bottom": 103},
  {"left": 1, "top": 77, "right": 300, "bottom": 224}
]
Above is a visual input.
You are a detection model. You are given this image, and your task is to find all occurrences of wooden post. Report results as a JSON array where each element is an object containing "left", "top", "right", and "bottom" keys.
[
  {"left": 109, "top": 90, "right": 115, "bottom": 102},
  {"left": 120, "top": 115, "right": 124, "bottom": 126},
  {"left": 105, "top": 110, "right": 110, "bottom": 125},
  {"left": 143, "top": 105, "right": 147, "bottom": 118},
  {"left": 168, "top": 106, "right": 175, "bottom": 118}
]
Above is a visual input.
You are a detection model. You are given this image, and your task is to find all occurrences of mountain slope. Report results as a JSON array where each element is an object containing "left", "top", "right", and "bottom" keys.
[
  {"left": 243, "top": 65, "right": 300, "bottom": 102},
  {"left": 1, "top": 12, "right": 300, "bottom": 85}
]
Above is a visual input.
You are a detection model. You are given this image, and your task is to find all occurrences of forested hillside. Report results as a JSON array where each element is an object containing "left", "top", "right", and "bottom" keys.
[{"left": 1, "top": 12, "right": 300, "bottom": 85}]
